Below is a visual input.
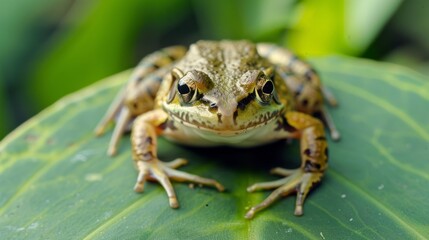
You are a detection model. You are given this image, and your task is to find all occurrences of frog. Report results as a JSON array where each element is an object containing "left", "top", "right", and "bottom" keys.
[{"left": 95, "top": 40, "right": 339, "bottom": 219}]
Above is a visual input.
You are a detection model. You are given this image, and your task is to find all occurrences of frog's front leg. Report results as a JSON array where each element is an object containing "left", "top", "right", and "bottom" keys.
[
  {"left": 245, "top": 112, "right": 328, "bottom": 219},
  {"left": 132, "top": 109, "right": 225, "bottom": 208}
]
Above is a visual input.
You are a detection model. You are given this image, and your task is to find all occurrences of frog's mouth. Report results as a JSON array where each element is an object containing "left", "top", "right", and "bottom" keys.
[{"left": 168, "top": 109, "right": 281, "bottom": 135}]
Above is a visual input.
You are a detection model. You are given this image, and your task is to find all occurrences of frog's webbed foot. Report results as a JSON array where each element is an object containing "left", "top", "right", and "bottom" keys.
[
  {"left": 245, "top": 168, "right": 322, "bottom": 219},
  {"left": 134, "top": 158, "right": 225, "bottom": 208},
  {"left": 245, "top": 111, "right": 328, "bottom": 219},
  {"left": 132, "top": 110, "right": 224, "bottom": 208}
]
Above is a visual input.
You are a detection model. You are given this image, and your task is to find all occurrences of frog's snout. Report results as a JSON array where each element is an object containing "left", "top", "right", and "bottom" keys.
[{"left": 215, "top": 99, "right": 238, "bottom": 129}]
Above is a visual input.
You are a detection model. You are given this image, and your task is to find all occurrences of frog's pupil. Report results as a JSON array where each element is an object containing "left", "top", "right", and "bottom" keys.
[
  {"left": 262, "top": 81, "right": 274, "bottom": 94},
  {"left": 178, "top": 83, "right": 190, "bottom": 94}
]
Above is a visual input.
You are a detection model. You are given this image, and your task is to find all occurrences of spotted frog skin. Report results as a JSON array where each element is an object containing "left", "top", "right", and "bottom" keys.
[{"left": 95, "top": 40, "right": 339, "bottom": 219}]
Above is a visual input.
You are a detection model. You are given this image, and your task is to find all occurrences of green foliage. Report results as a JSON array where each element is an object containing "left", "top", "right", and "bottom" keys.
[
  {"left": 1, "top": 56, "right": 428, "bottom": 239},
  {"left": 0, "top": 0, "right": 74, "bottom": 137},
  {"left": 192, "top": 0, "right": 402, "bottom": 56},
  {"left": 285, "top": 0, "right": 402, "bottom": 56},
  {"left": 29, "top": 0, "right": 188, "bottom": 108},
  {"left": 0, "top": 86, "right": 6, "bottom": 137},
  {"left": 192, "top": 0, "right": 298, "bottom": 41},
  {"left": 381, "top": 0, "right": 429, "bottom": 76}
]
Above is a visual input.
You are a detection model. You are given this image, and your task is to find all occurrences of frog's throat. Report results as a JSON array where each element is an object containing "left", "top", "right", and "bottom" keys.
[{"left": 168, "top": 110, "right": 280, "bottom": 135}]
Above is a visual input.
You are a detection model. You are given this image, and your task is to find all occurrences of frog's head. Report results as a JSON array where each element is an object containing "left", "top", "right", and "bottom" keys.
[{"left": 161, "top": 66, "right": 285, "bottom": 135}]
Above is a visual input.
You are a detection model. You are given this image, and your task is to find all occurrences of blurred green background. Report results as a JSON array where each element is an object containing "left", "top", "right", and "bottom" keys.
[{"left": 1, "top": 0, "right": 428, "bottom": 139}]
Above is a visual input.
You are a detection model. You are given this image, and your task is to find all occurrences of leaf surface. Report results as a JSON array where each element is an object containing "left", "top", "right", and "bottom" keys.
[{"left": 1, "top": 56, "right": 428, "bottom": 239}]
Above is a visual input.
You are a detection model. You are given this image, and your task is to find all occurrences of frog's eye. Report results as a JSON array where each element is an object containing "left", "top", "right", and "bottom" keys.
[
  {"left": 177, "top": 80, "right": 198, "bottom": 103},
  {"left": 256, "top": 80, "right": 275, "bottom": 103}
]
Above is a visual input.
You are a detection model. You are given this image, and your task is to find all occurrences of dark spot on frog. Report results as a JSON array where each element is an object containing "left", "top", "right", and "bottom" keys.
[
  {"left": 324, "top": 147, "right": 329, "bottom": 158},
  {"left": 237, "top": 92, "right": 255, "bottom": 110},
  {"left": 145, "top": 87, "right": 155, "bottom": 98},
  {"left": 275, "top": 116, "right": 297, "bottom": 132},
  {"left": 146, "top": 137, "right": 153, "bottom": 144},
  {"left": 294, "top": 83, "right": 304, "bottom": 97},
  {"left": 314, "top": 100, "right": 320, "bottom": 108},
  {"left": 152, "top": 62, "right": 162, "bottom": 69},
  {"left": 142, "top": 152, "right": 154, "bottom": 161},
  {"left": 217, "top": 113, "right": 223, "bottom": 124},
  {"left": 166, "top": 53, "right": 177, "bottom": 62},
  {"left": 304, "top": 160, "right": 321, "bottom": 172},
  {"left": 301, "top": 98, "right": 309, "bottom": 107},
  {"left": 304, "top": 69, "right": 316, "bottom": 81},
  {"left": 233, "top": 110, "right": 238, "bottom": 125},
  {"left": 133, "top": 102, "right": 139, "bottom": 110},
  {"left": 159, "top": 120, "right": 177, "bottom": 131},
  {"left": 303, "top": 148, "right": 311, "bottom": 157},
  {"left": 315, "top": 136, "right": 326, "bottom": 141}
]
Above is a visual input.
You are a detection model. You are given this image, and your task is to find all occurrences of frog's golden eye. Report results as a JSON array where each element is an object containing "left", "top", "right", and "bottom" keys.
[
  {"left": 174, "top": 70, "right": 212, "bottom": 104},
  {"left": 177, "top": 80, "right": 198, "bottom": 103},
  {"left": 256, "top": 80, "right": 275, "bottom": 103}
]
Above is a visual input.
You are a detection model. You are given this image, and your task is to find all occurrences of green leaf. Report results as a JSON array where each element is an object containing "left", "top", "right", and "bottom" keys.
[
  {"left": 0, "top": 0, "right": 74, "bottom": 138},
  {"left": 1, "top": 56, "right": 428, "bottom": 239},
  {"left": 0, "top": 84, "right": 7, "bottom": 138},
  {"left": 286, "top": 0, "right": 402, "bottom": 56},
  {"left": 344, "top": 0, "right": 402, "bottom": 54},
  {"left": 29, "top": 0, "right": 188, "bottom": 108},
  {"left": 192, "top": 0, "right": 297, "bottom": 41}
]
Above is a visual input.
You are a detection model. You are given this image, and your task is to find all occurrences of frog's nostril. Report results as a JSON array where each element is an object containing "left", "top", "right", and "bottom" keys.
[{"left": 208, "top": 102, "right": 218, "bottom": 113}]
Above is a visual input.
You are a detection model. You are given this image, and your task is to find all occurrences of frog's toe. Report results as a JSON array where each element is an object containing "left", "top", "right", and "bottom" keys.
[
  {"left": 247, "top": 177, "right": 289, "bottom": 192},
  {"left": 134, "top": 160, "right": 180, "bottom": 208},
  {"left": 163, "top": 166, "right": 225, "bottom": 192},
  {"left": 134, "top": 165, "right": 149, "bottom": 193},
  {"left": 245, "top": 169, "right": 322, "bottom": 219},
  {"left": 270, "top": 167, "right": 296, "bottom": 176},
  {"left": 152, "top": 167, "right": 180, "bottom": 208},
  {"left": 164, "top": 158, "right": 188, "bottom": 169}
]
